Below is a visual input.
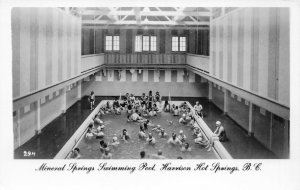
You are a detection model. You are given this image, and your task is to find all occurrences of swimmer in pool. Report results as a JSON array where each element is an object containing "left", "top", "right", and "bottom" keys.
[
  {"left": 181, "top": 143, "right": 192, "bottom": 152},
  {"left": 146, "top": 133, "right": 156, "bottom": 145},
  {"left": 93, "top": 128, "right": 105, "bottom": 139},
  {"left": 173, "top": 106, "right": 180, "bottom": 116},
  {"left": 177, "top": 130, "right": 187, "bottom": 144},
  {"left": 158, "top": 128, "right": 168, "bottom": 138},
  {"left": 121, "top": 129, "right": 130, "bottom": 141},
  {"left": 138, "top": 125, "right": 147, "bottom": 140},
  {"left": 67, "top": 148, "right": 81, "bottom": 159},
  {"left": 110, "top": 136, "right": 120, "bottom": 148},
  {"left": 179, "top": 114, "right": 189, "bottom": 124},
  {"left": 99, "top": 140, "right": 108, "bottom": 153},
  {"left": 85, "top": 129, "right": 94, "bottom": 141},
  {"left": 164, "top": 100, "right": 171, "bottom": 112},
  {"left": 101, "top": 149, "right": 112, "bottom": 159},
  {"left": 167, "top": 133, "right": 181, "bottom": 145},
  {"left": 194, "top": 133, "right": 209, "bottom": 147},
  {"left": 151, "top": 150, "right": 166, "bottom": 159}
]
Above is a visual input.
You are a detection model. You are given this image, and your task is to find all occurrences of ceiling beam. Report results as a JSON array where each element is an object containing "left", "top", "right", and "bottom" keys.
[
  {"left": 82, "top": 20, "right": 209, "bottom": 25},
  {"left": 82, "top": 25, "right": 209, "bottom": 30},
  {"left": 81, "top": 10, "right": 211, "bottom": 17},
  {"left": 134, "top": 7, "right": 141, "bottom": 25}
]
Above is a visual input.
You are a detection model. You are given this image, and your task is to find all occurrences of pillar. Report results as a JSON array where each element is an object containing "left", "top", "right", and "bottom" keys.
[
  {"left": 35, "top": 100, "right": 41, "bottom": 135},
  {"left": 269, "top": 113, "right": 273, "bottom": 150},
  {"left": 208, "top": 81, "right": 213, "bottom": 101},
  {"left": 61, "top": 88, "right": 67, "bottom": 113},
  {"left": 223, "top": 89, "right": 228, "bottom": 114},
  {"left": 16, "top": 110, "right": 21, "bottom": 147},
  {"left": 77, "top": 80, "right": 82, "bottom": 100},
  {"left": 248, "top": 102, "right": 254, "bottom": 136}
]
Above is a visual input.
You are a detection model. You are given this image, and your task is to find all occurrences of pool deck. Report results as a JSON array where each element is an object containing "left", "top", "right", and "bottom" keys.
[{"left": 14, "top": 96, "right": 277, "bottom": 159}]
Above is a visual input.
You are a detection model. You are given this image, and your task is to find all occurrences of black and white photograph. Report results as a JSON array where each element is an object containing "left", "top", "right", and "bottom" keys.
[{"left": 1, "top": 0, "right": 300, "bottom": 189}]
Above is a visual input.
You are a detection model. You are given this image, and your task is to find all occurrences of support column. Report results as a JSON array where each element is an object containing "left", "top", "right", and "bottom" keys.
[
  {"left": 16, "top": 110, "right": 21, "bottom": 147},
  {"left": 223, "top": 89, "right": 228, "bottom": 114},
  {"left": 269, "top": 113, "right": 273, "bottom": 150},
  {"left": 61, "top": 88, "right": 67, "bottom": 113},
  {"left": 208, "top": 81, "right": 213, "bottom": 101},
  {"left": 248, "top": 102, "right": 254, "bottom": 136},
  {"left": 35, "top": 100, "right": 41, "bottom": 135},
  {"left": 77, "top": 80, "right": 82, "bottom": 100},
  {"left": 283, "top": 119, "right": 289, "bottom": 158}
]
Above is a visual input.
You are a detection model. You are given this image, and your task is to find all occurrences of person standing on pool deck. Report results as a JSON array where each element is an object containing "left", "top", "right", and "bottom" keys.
[
  {"left": 194, "top": 101, "right": 204, "bottom": 118},
  {"left": 207, "top": 121, "right": 227, "bottom": 151},
  {"left": 88, "top": 91, "right": 95, "bottom": 110}
]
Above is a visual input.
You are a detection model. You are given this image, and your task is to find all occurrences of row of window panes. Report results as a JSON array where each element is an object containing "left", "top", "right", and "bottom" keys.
[{"left": 105, "top": 35, "right": 185, "bottom": 52}]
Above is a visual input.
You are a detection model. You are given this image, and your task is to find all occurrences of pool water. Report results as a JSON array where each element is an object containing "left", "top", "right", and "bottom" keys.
[{"left": 76, "top": 109, "right": 218, "bottom": 159}]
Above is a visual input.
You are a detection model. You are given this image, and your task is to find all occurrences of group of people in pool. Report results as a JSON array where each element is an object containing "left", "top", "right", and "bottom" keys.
[{"left": 67, "top": 91, "right": 227, "bottom": 159}]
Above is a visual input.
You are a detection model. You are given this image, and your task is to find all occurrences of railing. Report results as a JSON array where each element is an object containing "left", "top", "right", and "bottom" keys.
[
  {"left": 186, "top": 53, "right": 209, "bottom": 73},
  {"left": 81, "top": 53, "right": 105, "bottom": 73},
  {"left": 105, "top": 53, "right": 186, "bottom": 65}
]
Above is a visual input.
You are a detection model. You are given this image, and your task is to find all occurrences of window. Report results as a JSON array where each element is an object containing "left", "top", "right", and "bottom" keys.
[
  {"left": 135, "top": 35, "right": 142, "bottom": 52},
  {"left": 105, "top": 35, "right": 119, "bottom": 51},
  {"left": 135, "top": 35, "right": 157, "bottom": 52},
  {"left": 172, "top": 36, "right": 186, "bottom": 52},
  {"left": 143, "top": 36, "right": 149, "bottom": 51},
  {"left": 150, "top": 36, "right": 157, "bottom": 51},
  {"left": 172, "top": 37, "right": 178, "bottom": 51},
  {"left": 179, "top": 37, "right": 186, "bottom": 51}
]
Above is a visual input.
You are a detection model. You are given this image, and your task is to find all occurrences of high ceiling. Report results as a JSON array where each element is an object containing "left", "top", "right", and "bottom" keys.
[{"left": 69, "top": 7, "right": 211, "bottom": 29}]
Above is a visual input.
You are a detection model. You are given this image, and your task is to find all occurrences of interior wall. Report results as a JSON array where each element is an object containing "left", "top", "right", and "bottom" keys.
[
  {"left": 40, "top": 90, "right": 64, "bottom": 129},
  {"left": 66, "top": 82, "right": 80, "bottom": 109},
  {"left": 12, "top": 8, "right": 82, "bottom": 100},
  {"left": 81, "top": 28, "right": 209, "bottom": 56},
  {"left": 211, "top": 84, "right": 224, "bottom": 110},
  {"left": 17, "top": 102, "right": 38, "bottom": 147},
  {"left": 81, "top": 69, "right": 208, "bottom": 97},
  {"left": 227, "top": 94, "right": 249, "bottom": 131},
  {"left": 210, "top": 7, "right": 289, "bottom": 107}
]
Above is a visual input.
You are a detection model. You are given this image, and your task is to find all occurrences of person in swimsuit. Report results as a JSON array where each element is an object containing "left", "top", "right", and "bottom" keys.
[
  {"left": 88, "top": 91, "right": 95, "bottom": 110},
  {"left": 206, "top": 121, "right": 227, "bottom": 151},
  {"left": 67, "top": 148, "right": 81, "bottom": 159},
  {"left": 121, "top": 129, "right": 130, "bottom": 141},
  {"left": 146, "top": 133, "right": 156, "bottom": 145}
]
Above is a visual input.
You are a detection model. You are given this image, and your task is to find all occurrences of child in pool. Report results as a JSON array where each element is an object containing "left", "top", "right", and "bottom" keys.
[
  {"left": 181, "top": 143, "right": 192, "bottom": 152},
  {"left": 110, "top": 136, "right": 120, "bottom": 148},
  {"left": 167, "top": 133, "right": 181, "bottom": 145},
  {"left": 121, "top": 129, "right": 130, "bottom": 141},
  {"left": 146, "top": 133, "right": 156, "bottom": 145},
  {"left": 164, "top": 100, "right": 171, "bottom": 112},
  {"left": 85, "top": 129, "right": 94, "bottom": 140},
  {"left": 158, "top": 128, "right": 168, "bottom": 138},
  {"left": 138, "top": 125, "right": 147, "bottom": 140},
  {"left": 101, "top": 149, "right": 112, "bottom": 159},
  {"left": 194, "top": 133, "right": 209, "bottom": 147},
  {"left": 177, "top": 130, "right": 187, "bottom": 144},
  {"left": 67, "top": 148, "right": 81, "bottom": 159},
  {"left": 173, "top": 106, "right": 180, "bottom": 116},
  {"left": 179, "top": 114, "right": 189, "bottom": 124},
  {"left": 149, "top": 108, "right": 157, "bottom": 117}
]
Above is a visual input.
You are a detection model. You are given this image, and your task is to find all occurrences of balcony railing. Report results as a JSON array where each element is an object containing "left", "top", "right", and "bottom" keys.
[{"left": 104, "top": 53, "right": 186, "bottom": 65}]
